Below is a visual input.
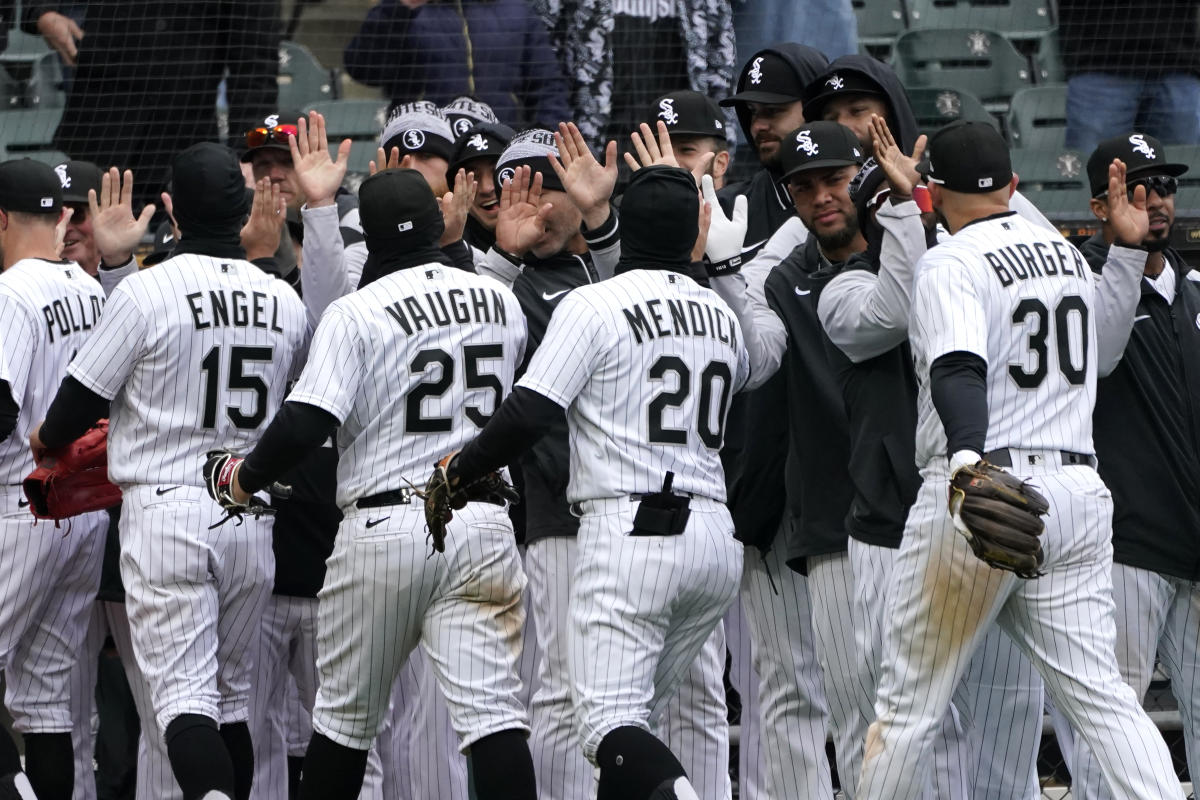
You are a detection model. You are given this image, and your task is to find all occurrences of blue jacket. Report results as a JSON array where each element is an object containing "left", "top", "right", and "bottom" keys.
[{"left": 344, "top": 0, "right": 570, "bottom": 130}]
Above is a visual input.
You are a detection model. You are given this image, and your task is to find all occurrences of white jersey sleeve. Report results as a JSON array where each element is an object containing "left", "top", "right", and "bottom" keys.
[
  {"left": 98, "top": 257, "right": 139, "bottom": 296},
  {"left": 286, "top": 307, "right": 366, "bottom": 423},
  {"left": 517, "top": 291, "right": 612, "bottom": 407},
  {"left": 68, "top": 284, "right": 148, "bottom": 400}
]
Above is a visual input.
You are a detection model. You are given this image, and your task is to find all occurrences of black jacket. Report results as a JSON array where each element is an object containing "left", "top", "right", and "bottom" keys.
[
  {"left": 510, "top": 250, "right": 598, "bottom": 544},
  {"left": 815, "top": 54, "right": 920, "bottom": 153},
  {"left": 763, "top": 237, "right": 856, "bottom": 570},
  {"left": 1082, "top": 233, "right": 1200, "bottom": 580}
]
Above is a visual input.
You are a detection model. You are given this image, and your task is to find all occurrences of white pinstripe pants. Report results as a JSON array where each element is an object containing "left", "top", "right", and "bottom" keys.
[
  {"left": 857, "top": 461, "right": 1184, "bottom": 800},
  {"left": 568, "top": 498, "right": 741, "bottom": 769},
  {"left": 1070, "top": 562, "right": 1200, "bottom": 799}
]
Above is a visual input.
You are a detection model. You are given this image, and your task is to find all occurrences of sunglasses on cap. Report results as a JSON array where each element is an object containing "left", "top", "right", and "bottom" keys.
[
  {"left": 244, "top": 124, "right": 299, "bottom": 149},
  {"left": 1096, "top": 174, "right": 1178, "bottom": 200}
]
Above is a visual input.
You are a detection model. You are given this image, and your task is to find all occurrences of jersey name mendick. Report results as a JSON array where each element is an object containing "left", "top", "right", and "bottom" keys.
[
  {"left": 983, "top": 238, "right": 1090, "bottom": 288},
  {"left": 621, "top": 296, "right": 740, "bottom": 352},
  {"left": 384, "top": 286, "right": 510, "bottom": 334}
]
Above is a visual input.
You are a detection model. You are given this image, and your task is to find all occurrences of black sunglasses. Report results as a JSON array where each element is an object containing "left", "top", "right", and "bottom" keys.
[{"left": 1096, "top": 174, "right": 1178, "bottom": 200}]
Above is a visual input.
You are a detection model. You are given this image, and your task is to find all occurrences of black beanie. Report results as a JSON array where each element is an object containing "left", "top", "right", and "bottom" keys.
[
  {"left": 616, "top": 166, "right": 699, "bottom": 274},
  {"left": 357, "top": 169, "right": 448, "bottom": 287},
  {"left": 171, "top": 143, "right": 252, "bottom": 247}
]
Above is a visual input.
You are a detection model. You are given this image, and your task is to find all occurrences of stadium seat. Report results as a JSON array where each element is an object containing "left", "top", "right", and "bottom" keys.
[
  {"left": 906, "top": 86, "right": 998, "bottom": 137},
  {"left": 1010, "top": 147, "right": 1092, "bottom": 221},
  {"left": 1007, "top": 84, "right": 1067, "bottom": 148},
  {"left": 278, "top": 41, "right": 336, "bottom": 110},
  {"left": 0, "top": 65, "right": 23, "bottom": 108},
  {"left": 1030, "top": 29, "right": 1065, "bottom": 83},
  {"left": 0, "top": 106, "right": 63, "bottom": 160},
  {"left": 893, "top": 28, "right": 1033, "bottom": 110},
  {"left": 852, "top": 0, "right": 906, "bottom": 58},
  {"left": 25, "top": 51, "right": 64, "bottom": 107},
  {"left": 303, "top": 99, "right": 388, "bottom": 174},
  {"left": 906, "top": 0, "right": 1054, "bottom": 38},
  {"left": 0, "top": 28, "right": 50, "bottom": 67}
]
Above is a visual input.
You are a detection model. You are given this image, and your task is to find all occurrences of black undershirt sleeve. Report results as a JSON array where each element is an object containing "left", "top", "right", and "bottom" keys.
[
  {"left": 930, "top": 351, "right": 989, "bottom": 459},
  {"left": 238, "top": 401, "right": 340, "bottom": 494},
  {"left": 453, "top": 387, "right": 563, "bottom": 484},
  {"left": 0, "top": 380, "right": 18, "bottom": 443},
  {"left": 39, "top": 376, "right": 110, "bottom": 449}
]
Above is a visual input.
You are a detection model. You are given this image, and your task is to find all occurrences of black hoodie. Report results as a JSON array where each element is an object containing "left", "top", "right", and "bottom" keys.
[
  {"left": 717, "top": 43, "right": 829, "bottom": 263},
  {"left": 804, "top": 54, "right": 921, "bottom": 155}
]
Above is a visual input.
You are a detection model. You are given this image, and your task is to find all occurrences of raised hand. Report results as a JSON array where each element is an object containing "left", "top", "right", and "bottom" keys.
[
  {"left": 495, "top": 165, "right": 552, "bottom": 258},
  {"left": 240, "top": 178, "right": 285, "bottom": 261},
  {"left": 870, "top": 114, "right": 926, "bottom": 199},
  {"left": 439, "top": 168, "right": 479, "bottom": 246},
  {"left": 87, "top": 167, "right": 155, "bottom": 265},
  {"left": 368, "top": 147, "right": 412, "bottom": 176},
  {"left": 549, "top": 121, "right": 617, "bottom": 229},
  {"left": 1105, "top": 158, "right": 1150, "bottom": 247},
  {"left": 624, "top": 121, "right": 714, "bottom": 187},
  {"left": 288, "top": 110, "right": 351, "bottom": 208},
  {"left": 35, "top": 11, "right": 83, "bottom": 66},
  {"left": 54, "top": 207, "right": 74, "bottom": 258},
  {"left": 701, "top": 174, "right": 747, "bottom": 267}
]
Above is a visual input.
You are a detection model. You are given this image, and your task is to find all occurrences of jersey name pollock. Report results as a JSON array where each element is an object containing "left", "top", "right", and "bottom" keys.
[
  {"left": 0, "top": 259, "right": 105, "bottom": 482},
  {"left": 287, "top": 265, "right": 527, "bottom": 509},
  {"left": 519, "top": 269, "right": 749, "bottom": 503},
  {"left": 910, "top": 213, "right": 1097, "bottom": 465}
]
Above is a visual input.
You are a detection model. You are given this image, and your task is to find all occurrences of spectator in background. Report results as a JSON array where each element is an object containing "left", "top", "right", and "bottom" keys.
[
  {"left": 23, "top": 1, "right": 280, "bottom": 209},
  {"left": 1060, "top": 0, "right": 1200, "bottom": 153},
  {"left": 343, "top": 0, "right": 569, "bottom": 132},
  {"left": 528, "top": 0, "right": 736, "bottom": 150},
  {"left": 731, "top": 0, "right": 857, "bottom": 72}
]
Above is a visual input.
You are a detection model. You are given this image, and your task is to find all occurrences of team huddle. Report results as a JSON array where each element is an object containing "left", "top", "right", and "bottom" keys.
[{"left": 0, "top": 38, "right": 1196, "bottom": 800}]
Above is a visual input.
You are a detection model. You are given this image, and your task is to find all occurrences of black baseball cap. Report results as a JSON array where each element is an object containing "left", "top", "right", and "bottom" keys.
[
  {"left": 1086, "top": 132, "right": 1189, "bottom": 197},
  {"left": 449, "top": 122, "right": 516, "bottom": 174},
  {"left": 917, "top": 120, "right": 1012, "bottom": 194},
  {"left": 240, "top": 110, "right": 303, "bottom": 163},
  {"left": 0, "top": 158, "right": 63, "bottom": 214},
  {"left": 54, "top": 160, "right": 103, "bottom": 205},
  {"left": 141, "top": 220, "right": 177, "bottom": 266},
  {"left": 648, "top": 91, "right": 727, "bottom": 138},
  {"left": 721, "top": 50, "right": 806, "bottom": 106},
  {"left": 802, "top": 68, "right": 885, "bottom": 122},
  {"left": 778, "top": 122, "right": 865, "bottom": 181}
]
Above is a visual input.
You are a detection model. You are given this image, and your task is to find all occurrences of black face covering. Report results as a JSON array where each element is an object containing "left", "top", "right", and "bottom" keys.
[
  {"left": 357, "top": 169, "right": 449, "bottom": 289},
  {"left": 615, "top": 166, "right": 699, "bottom": 275},
  {"left": 170, "top": 142, "right": 253, "bottom": 259}
]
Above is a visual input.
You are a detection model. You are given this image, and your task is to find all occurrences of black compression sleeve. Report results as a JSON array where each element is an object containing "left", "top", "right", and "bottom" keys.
[
  {"left": 930, "top": 351, "right": 989, "bottom": 458},
  {"left": 238, "top": 402, "right": 340, "bottom": 493},
  {"left": 39, "top": 376, "right": 110, "bottom": 449},
  {"left": 0, "top": 381, "right": 17, "bottom": 443},
  {"left": 453, "top": 387, "right": 562, "bottom": 484}
]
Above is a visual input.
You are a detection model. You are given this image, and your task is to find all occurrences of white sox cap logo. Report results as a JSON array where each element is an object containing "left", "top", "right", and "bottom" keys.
[
  {"left": 497, "top": 167, "right": 516, "bottom": 185},
  {"left": 658, "top": 98, "right": 679, "bottom": 126},
  {"left": 453, "top": 118, "right": 473, "bottom": 136},
  {"left": 54, "top": 164, "right": 71, "bottom": 188},
  {"left": 467, "top": 134, "right": 489, "bottom": 151},
  {"left": 748, "top": 56, "right": 764, "bottom": 85},
  {"left": 795, "top": 129, "right": 818, "bottom": 156},
  {"left": 264, "top": 113, "right": 280, "bottom": 128},
  {"left": 826, "top": 74, "right": 844, "bottom": 90},
  {"left": 1129, "top": 133, "right": 1156, "bottom": 159},
  {"left": 402, "top": 129, "right": 426, "bottom": 149}
]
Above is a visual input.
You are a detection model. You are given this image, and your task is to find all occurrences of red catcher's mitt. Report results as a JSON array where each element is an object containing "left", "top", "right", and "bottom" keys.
[{"left": 23, "top": 420, "right": 121, "bottom": 520}]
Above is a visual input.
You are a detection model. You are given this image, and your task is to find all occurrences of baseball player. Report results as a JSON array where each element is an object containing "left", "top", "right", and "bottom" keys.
[
  {"left": 441, "top": 165, "right": 750, "bottom": 800},
  {"left": 1066, "top": 133, "right": 1200, "bottom": 799},
  {"left": 31, "top": 142, "right": 310, "bottom": 800},
  {"left": 855, "top": 120, "right": 1185, "bottom": 799},
  {"left": 210, "top": 167, "right": 535, "bottom": 800},
  {"left": 0, "top": 158, "right": 108, "bottom": 800}
]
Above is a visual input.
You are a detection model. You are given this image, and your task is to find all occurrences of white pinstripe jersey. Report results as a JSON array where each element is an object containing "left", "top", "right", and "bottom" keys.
[
  {"left": 519, "top": 269, "right": 749, "bottom": 503},
  {"left": 287, "top": 264, "right": 527, "bottom": 508},
  {"left": 910, "top": 212, "right": 1097, "bottom": 465},
  {"left": 0, "top": 258, "right": 105, "bottom": 482},
  {"left": 67, "top": 253, "right": 310, "bottom": 486}
]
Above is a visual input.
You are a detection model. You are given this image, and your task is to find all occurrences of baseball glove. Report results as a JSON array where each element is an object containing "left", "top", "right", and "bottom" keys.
[
  {"left": 422, "top": 451, "right": 519, "bottom": 554},
  {"left": 202, "top": 450, "right": 288, "bottom": 528},
  {"left": 23, "top": 420, "right": 121, "bottom": 521},
  {"left": 948, "top": 460, "right": 1050, "bottom": 579}
]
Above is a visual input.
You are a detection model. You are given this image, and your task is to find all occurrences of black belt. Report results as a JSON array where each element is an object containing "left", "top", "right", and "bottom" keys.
[
  {"left": 355, "top": 487, "right": 509, "bottom": 510},
  {"left": 985, "top": 448, "right": 1096, "bottom": 469}
]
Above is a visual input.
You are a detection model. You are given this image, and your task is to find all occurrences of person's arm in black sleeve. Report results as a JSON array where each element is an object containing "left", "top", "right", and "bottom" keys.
[
  {"left": 929, "top": 351, "right": 989, "bottom": 466},
  {"left": 37, "top": 376, "right": 110, "bottom": 449},
  {"left": 452, "top": 387, "right": 562, "bottom": 484},
  {"left": 0, "top": 380, "right": 18, "bottom": 443},
  {"left": 237, "top": 401, "right": 340, "bottom": 494}
]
